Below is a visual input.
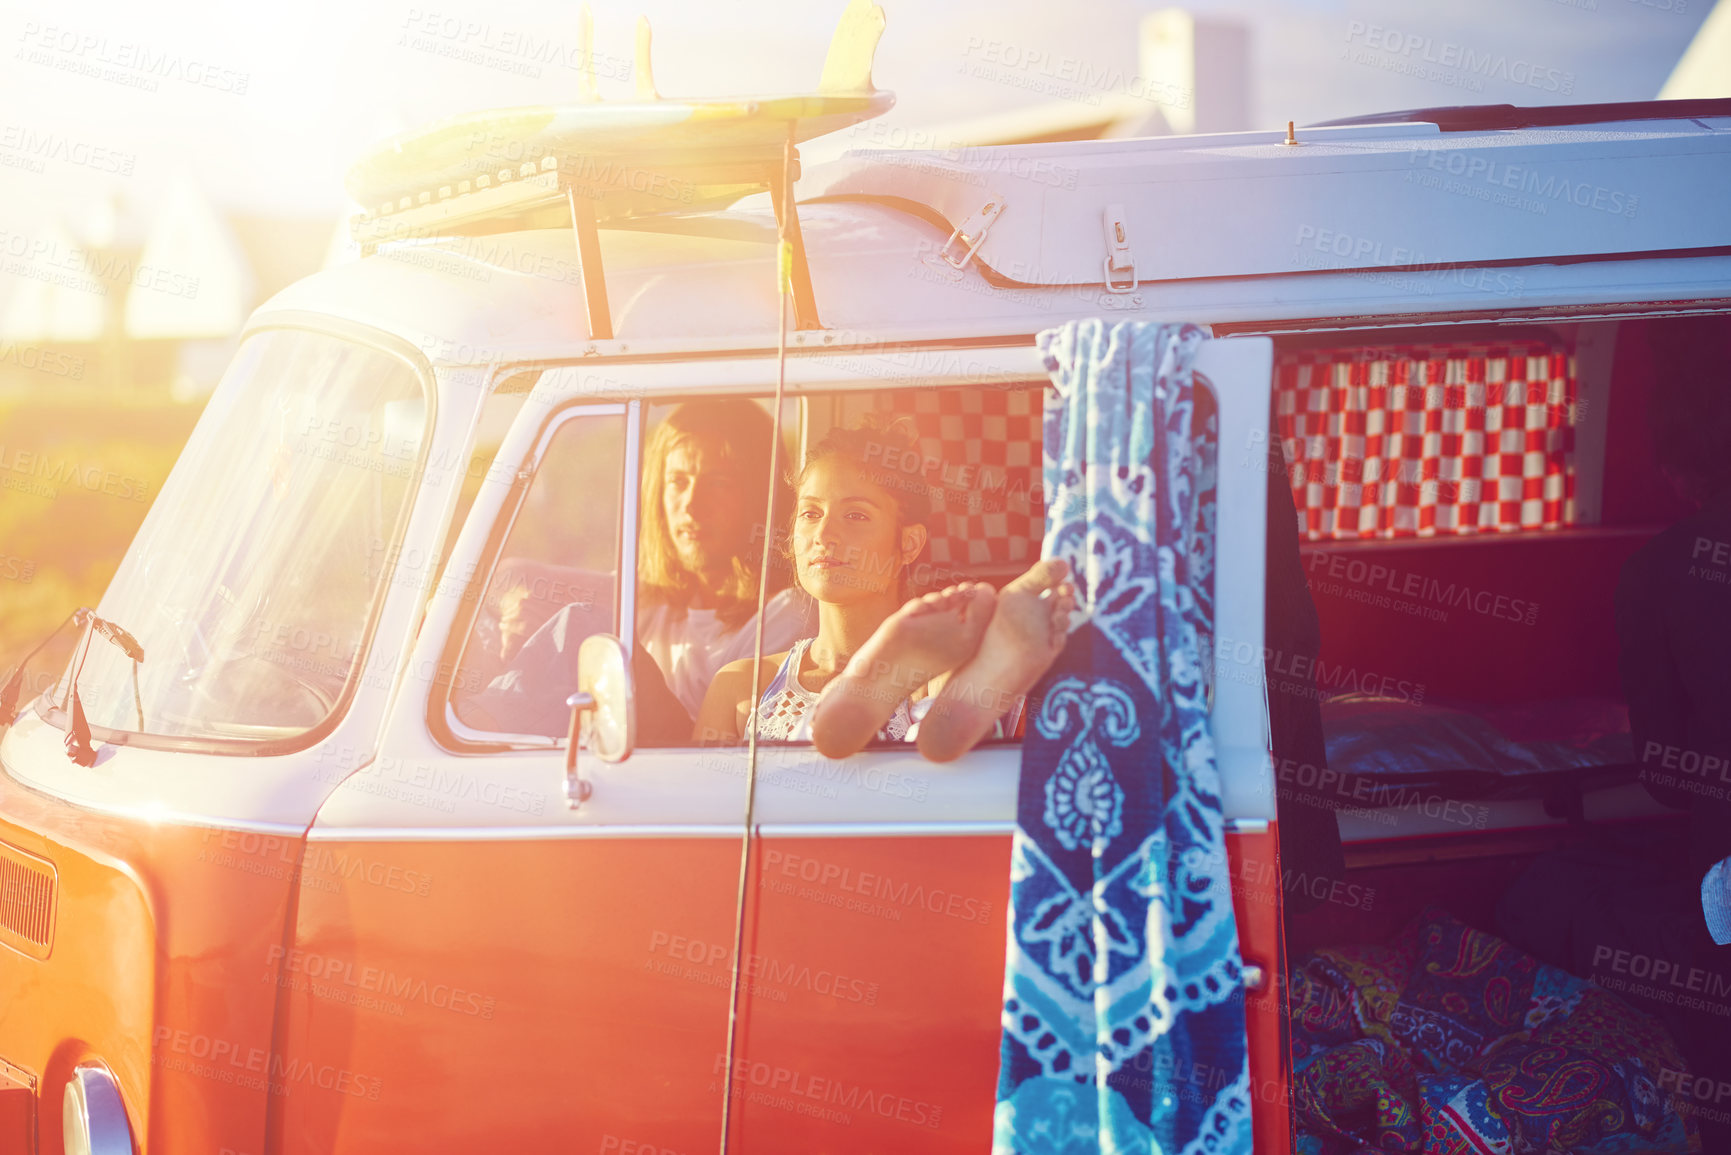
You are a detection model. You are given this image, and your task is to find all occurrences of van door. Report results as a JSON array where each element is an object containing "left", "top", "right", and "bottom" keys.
[
  {"left": 271, "top": 391, "right": 752, "bottom": 1154},
  {"left": 721, "top": 337, "right": 1285, "bottom": 1154}
]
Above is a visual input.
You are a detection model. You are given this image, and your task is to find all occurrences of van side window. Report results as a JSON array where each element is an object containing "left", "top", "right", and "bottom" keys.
[
  {"left": 820, "top": 386, "right": 1047, "bottom": 593},
  {"left": 1274, "top": 340, "right": 1579, "bottom": 540},
  {"left": 449, "top": 410, "right": 627, "bottom": 736},
  {"left": 749, "top": 383, "right": 1217, "bottom": 748}
]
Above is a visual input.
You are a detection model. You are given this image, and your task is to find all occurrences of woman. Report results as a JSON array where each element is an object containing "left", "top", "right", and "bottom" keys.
[{"left": 693, "top": 417, "right": 1074, "bottom": 760}]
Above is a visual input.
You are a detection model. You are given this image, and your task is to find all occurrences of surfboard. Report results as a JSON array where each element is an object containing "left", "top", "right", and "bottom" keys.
[
  {"left": 347, "top": 93, "right": 893, "bottom": 216},
  {"left": 347, "top": 0, "right": 892, "bottom": 236}
]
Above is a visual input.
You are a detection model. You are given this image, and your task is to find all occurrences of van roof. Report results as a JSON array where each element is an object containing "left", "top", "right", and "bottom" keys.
[
  {"left": 259, "top": 102, "right": 1731, "bottom": 365},
  {"left": 813, "top": 109, "right": 1731, "bottom": 287},
  {"left": 1315, "top": 97, "right": 1731, "bottom": 131}
]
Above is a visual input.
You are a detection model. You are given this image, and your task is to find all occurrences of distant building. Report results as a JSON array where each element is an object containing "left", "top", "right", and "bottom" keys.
[
  {"left": 1660, "top": 0, "right": 1729, "bottom": 98},
  {"left": 0, "top": 180, "right": 334, "bottom": 397},
  {"left": 906, "top": 9, "right": 1252, "bottom": 148},
  {"left": 0, "top": 221, "right": 107, "bottom": 346}
]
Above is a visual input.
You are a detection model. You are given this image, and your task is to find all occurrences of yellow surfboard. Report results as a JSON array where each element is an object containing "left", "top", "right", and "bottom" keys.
[{"left": 348, "top": 1, "right": 891, "bottom": 240}]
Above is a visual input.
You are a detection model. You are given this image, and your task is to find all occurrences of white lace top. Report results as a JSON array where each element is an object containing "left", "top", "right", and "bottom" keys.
[{"left": 749, "top": 639, "right": 915, "bottom": 743}]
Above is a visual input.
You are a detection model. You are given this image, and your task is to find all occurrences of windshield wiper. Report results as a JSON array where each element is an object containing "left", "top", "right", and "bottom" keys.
[
  {"left": 0, "top": 607, "right": 83, "bottom": 723},
  {"left": 0, "top": 609, "right": 149, "bottom": 763},
  {"left": 59, "top": 610, "right": 149, "bottom": 765},
  {"left": 89, "top": 614, "right": 146, "bottom": 664}
]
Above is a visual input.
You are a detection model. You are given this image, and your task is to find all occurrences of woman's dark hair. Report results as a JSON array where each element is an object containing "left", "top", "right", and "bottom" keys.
[
  {"left": 787, "top": 414, "right": 940, "bottom": 594},
  {"left": 638, "top": 399, "right": 789, "bottom": 628},
  {"left": 1648, "top": 317, "right": 1731, "bottom": 504}
]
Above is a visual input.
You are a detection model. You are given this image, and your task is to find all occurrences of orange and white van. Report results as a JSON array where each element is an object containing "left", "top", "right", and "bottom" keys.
[{"left": 2, "top": 26, "right": 1729, "bottom": 1150}]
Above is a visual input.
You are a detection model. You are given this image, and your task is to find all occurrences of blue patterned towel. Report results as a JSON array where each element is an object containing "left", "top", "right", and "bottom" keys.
[{"left": 994, "top": 321, "right": 1253, "bottom": 1155}]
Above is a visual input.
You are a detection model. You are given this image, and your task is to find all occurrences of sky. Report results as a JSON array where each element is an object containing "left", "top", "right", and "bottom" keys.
[{"left": 0, "top": 0, "right": 1713, "bottom": 233}]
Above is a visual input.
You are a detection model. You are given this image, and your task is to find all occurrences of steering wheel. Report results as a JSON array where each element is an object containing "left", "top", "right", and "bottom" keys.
[{"left": 190, "top": 651, "right": 340, "bottom": 730}]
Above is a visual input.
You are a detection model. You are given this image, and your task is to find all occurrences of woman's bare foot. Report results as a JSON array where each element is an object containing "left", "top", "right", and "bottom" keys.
[
  {"left": 916, "top": 559, "right": 1076, "bottom": 763},
  {"left": 809, "top": 583, "right": 999, "bottom": 758}
]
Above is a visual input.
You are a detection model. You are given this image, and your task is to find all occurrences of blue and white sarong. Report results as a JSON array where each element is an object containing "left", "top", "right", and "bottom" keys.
[{"left": 993, "top": 321, "right": 1253, "bottom": 1155}]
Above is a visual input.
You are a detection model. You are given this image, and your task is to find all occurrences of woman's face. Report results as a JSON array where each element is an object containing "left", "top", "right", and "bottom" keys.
[{"left": 792, "top": 457, "right": 924, "bottom": 605}]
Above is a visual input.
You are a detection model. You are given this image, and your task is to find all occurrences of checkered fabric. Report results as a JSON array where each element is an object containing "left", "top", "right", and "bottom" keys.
[
  {"left": 875, "top": 388, "right": 1044, "bottom": 568},
  {"left": 1274, "top": 343, "right": 1578, "bottom": 540}
]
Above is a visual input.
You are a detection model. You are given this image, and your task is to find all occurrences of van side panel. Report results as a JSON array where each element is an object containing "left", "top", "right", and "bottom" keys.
[
  {"left": 728, "top": 833, "right": 1007, "bottom": 1149},
  {"left": 1231, "top": 825, "right": 1291, "bottom": 1155},
  {"left": 269, "top": 835, "right": 741, "bottom": 1153},
  {"left": 729, "top": 827, "right": 1290, "bottom": 1154},
  {"left": 0, "top": 774, "right": 157, "bottom": 1154},
  {"left": 0, "top": 718, "right": 315, "bottom": 1155}
]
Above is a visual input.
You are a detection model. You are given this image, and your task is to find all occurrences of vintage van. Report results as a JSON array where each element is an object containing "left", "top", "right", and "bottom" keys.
[{"left": 1, "top": 40, "right": 1729, "bottom": 1153}]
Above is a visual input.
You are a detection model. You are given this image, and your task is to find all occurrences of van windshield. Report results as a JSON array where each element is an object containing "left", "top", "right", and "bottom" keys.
[{"left": 59, "top": 328, "right": 429, "bottom": 746}]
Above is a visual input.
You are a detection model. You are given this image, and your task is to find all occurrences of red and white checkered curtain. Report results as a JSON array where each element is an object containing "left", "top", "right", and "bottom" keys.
[
  {"left": 1274, "top": 343, "right": 1577, "bottom": 540},
  {"left": 875, "top": 388, "right": 1043, "bottom": 568}
]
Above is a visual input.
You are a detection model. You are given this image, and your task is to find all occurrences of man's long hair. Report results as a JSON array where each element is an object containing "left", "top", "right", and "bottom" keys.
[{"left": 638, "top": 399, "right": 790, "bottom": 629}]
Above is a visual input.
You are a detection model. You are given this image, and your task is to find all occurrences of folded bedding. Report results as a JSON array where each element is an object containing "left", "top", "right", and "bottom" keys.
[{"left": 1321, "top": 694, "right": 1635, "bottom": 789}]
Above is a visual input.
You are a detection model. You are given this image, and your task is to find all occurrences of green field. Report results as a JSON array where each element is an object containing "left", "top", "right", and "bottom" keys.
[{"left": 0, "top": 392, "right": 203, "bottom": 680}]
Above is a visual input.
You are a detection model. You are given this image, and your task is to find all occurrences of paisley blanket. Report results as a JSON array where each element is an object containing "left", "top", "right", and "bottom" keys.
[
  {"left": 993, "top": 321, "right": 1252, "bottom": 1154},
  {"left": 1292, "top": 908, "right": 1698, "bottom": 1154}
]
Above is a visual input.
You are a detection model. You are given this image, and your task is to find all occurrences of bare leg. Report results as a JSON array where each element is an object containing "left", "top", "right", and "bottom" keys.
[
  {"left": 809, "top": 583, "right": 998, "bottom": 759},
  {"left": 916, "top": 559, "right": 1075, "bottom": 763}
]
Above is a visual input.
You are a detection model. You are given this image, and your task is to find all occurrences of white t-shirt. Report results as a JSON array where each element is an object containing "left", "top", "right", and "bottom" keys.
[{"left": 639, "top": 587, "right": 816, "bottom": 717}]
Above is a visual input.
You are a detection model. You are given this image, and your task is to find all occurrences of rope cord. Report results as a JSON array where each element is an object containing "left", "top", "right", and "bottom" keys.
[{"left": 717, "top": 126, "right": 797, "bottom": 1154}]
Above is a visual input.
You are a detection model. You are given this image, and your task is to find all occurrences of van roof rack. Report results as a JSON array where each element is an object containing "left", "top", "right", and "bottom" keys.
[
  {"left": 344, "top": 0, "right": 891, "bottom": 338},
  {"left": 1313, "top": 98, "right": 1731, "bottom": 132}
]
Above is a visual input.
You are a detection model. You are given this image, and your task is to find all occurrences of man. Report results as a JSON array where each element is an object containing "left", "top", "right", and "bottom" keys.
[
  {"left": 634, "top": 399, "right": 813, "bottom": 717},
  {"left": 478, "top": 399, "right": 813, "bottom": 738}
]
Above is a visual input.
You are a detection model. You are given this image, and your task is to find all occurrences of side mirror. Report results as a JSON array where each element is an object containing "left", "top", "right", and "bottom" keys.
[{"left": 563, "top": 634, "right": 635, "bottom": 808}]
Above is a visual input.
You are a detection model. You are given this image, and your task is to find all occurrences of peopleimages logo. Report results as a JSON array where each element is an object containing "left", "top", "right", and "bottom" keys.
[
  {"left": 1640, "top": 740, "right": 1731, "bottom": 785},
  {"left": 1214, "top": 634, "right": 1425, "bottom": 704},
  {"left": 957, "top": 36, "right": 1191, "bottom": 109},
  {"left": 0, "top": 124, "right": 135, "bottom": 175},
  {"left": 0, "top": 230, "right": 200, "bottom": 300},
  {"left": 0, "top": 339, "right": 84, "bottom": 378},
  {"left": 152, "top": 1027, "right": 383, "bottom": 1099},
  {"left": 398, "top": 8, "right": 633, "bottom": 81},
  {"left": 0, "top": 553, "right": 36, "bottom": 582},
  {"left": 1263, "top": 757, "right": 1490, "bottom": 830},
  {"left": 15, "top": 21, "right": 252, "bottom": 95},
  {"left": 1406, "top": 147, "right": 1639, "bottom": 219},
  {"left": 266, "top": 945, "right": 497, "bottom": 1019},
  {"left": 1290, "top": 226, "right": 1526, "bottom": 297},
  {"left": 1306, "top": 551, "right": 1539, "bottom": 626},
  {"left": 713, "top": 1054, "right": 945, "bottom": 1130},
  {"left": 1342, "top": 22, "right": 1575, "bottom": 95},
  {"left": 646, "top": 931, "right": 881, "bottom": 1006},
  {"left": 1232, "top": 852, "right": 1378, "bottom": 910},
  {"left": 1592, "top": 944, "right": 1731, "bottom": 998},
  {"left": 762, "top": 848, "right": 993, "bottom": 925},
  {"left": 0, "top": 444, "right": 150, "bottom": 501}
]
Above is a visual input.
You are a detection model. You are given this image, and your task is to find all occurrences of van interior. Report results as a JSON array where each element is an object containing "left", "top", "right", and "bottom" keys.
[
  {"left": 438, "top": 313, "right": 1728, "bottom": 1146},
  {"left": 1277, "top": 321, "right": 1698, "bottom": 881},
  {"left": 448, "top": 312, "right": 1716, "bottom": 851},
  {"left": 1276, "top": 314, "right": 1731, "bottom": 1151}
]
